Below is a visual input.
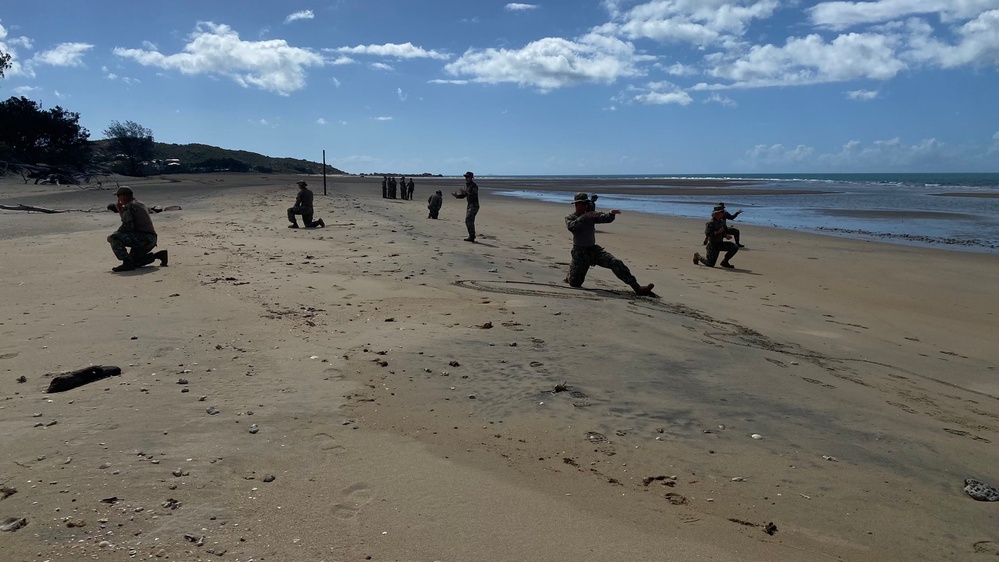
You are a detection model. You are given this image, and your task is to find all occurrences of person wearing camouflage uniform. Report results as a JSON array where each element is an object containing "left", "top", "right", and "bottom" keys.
[
  {"left": 694, "top": 208, "right": 739, "bottom": 268},
  {"left": 287, "top": 180, "right": 325, "bottom": 229},
  {"left": 427, "top": 190, "right": 443, "bottom": 219},
  {"left": 107, "top": 186, "right": 166, "bottom": 272},
  {"left": 564, "top": 192, "right": 654, "bottom": 295},
  {"left": 452, "top": 171, "right": 480, "bottom": 242}
]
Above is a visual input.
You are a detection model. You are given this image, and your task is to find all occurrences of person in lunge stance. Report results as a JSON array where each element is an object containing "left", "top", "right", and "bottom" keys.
[
  {"left": 287, "top": 180, "right": 325, "bottom": 229},
  {"left": 694, "top": 207, "right": 738, "bottom": 268},
  {"left": 564, "top": 192, "right": 654, "bottom": 295}
]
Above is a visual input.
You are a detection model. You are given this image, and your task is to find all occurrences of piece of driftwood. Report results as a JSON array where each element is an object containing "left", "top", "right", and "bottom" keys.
[
  {"left": 46, "top": 366, "right": 122, "bottom": 393},
  {"left": 0, "top": 204, "right": 66, "bottom": 214}
]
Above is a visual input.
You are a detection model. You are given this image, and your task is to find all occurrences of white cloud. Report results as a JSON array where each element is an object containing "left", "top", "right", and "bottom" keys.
[
  {"left": 316, "top": 117, "right": 327, "bottom": 125},
  {"left": 332, "top": 42, "right": 450, "bottom": 60},
  {"left": 746, "top": 143, "right": 816, "bottom": 165},
  {"left": 429, "top": 78, "right": 469, "bottom": 85},
  {"left": 704, "top": 92, "right": 736, "bottom": 106},
  {"left": 32, "top": 42, "right": 93, "bottom": 67},
  {"left": 810, "top": 0, "right": 999, "bottom": 30},
  {"left": 0, "top": 22, "right": 34, "bottom": 77},
  {"left": 664, "top": 62, "right": 698, "bottom": 76},
  {"left": 990, "top": 131, "right": 999, "bottom": 152},
  {"left": 743, "top": 136, "right": 994, "bottom": 170},
  {"left": 603, "top": 0, "right": 780, "bottom": 47},
  {"left": 625, "top": 80, "right": 694, "bottom": 105},
  {"left": 330, "top": 76, "right": 341, "bottom": 87},
  {"left": 114, "top": 22, "right": 325, "bottom": 96},
  {"left": 904, "top": 9, "right": 999, "bottom": 68},
  {"left": 374, "top": 116, "right": 393, "bottom": 121},
  {"left": 328, "top": 55, "right": 355, "bottom": 65},
  {"left": 847, "top": 88, "right": 879, "bottom": 99},
  {"left": 444, "top": 32, "right": 651, "bottom": 91},
  {"left": 397, "top": 87, "right": 407, "bottom": 101},
  {"left": 141, "top": 40, "right": 158, "bottom": 50},
  {"left": 506, "top": 3, "right": 539, "bottom": 11},
  {"left": 54, "top": 89, "right": 66, "bottom": 99},
  {"left": 371, "top": 62, "right": 394, "bottom": 71},
  {"left": 700, "top": 31, "right": 907, "bottom": 88},
  {"left": 285, "top": 10, "right": 315, "bottom": 24},
  {"left": 12, "top": 85, "right": 40, "bottom": 95}
]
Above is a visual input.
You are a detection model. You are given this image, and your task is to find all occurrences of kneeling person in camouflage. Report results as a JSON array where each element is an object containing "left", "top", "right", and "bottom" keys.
[
  {"left": 694, "top": 207, "right": 738, "bottom": 268},
  {"left": 107, "top": 187, "right": 167, "bottom": 272},
  {"left": 564, "top": 192, "right": 654, "bottom": 295}
]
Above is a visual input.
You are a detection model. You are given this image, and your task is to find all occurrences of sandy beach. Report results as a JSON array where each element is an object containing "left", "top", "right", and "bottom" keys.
[{"left": 1, "top": 173, "right": 998, "bottom": 561}]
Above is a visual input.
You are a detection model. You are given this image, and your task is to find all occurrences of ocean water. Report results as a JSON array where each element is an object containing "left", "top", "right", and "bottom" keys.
[{"left": 493, "top": 173, "right": 999, "bottom": 253}]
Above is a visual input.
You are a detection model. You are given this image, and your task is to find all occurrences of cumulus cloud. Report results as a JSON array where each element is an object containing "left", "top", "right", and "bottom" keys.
[
  {"left": 704, "top": 92, "right": 736, "bottom": 106},
  {"left": 32, "top": 42, "right": 93, "bottom": 67},
  {"left": 625, "top": 80, "right": 694, "bottom": 105},
  {"left": 847, "top": 88, "right": 879, "bottom": 99},
  {"left": 699, "top": 31, "right": 907, "bottom": 88},
  {"left": 113, "top": 22, "right": 324, "bottom": 95},
  {"left": 370, "top": 62, "right": 394, "bottom": 71},
  {"left": 316, "top": 117, "right": 327, "bottom": 125},
  {"left": 602, "top": 0, "right": 780, "bottom": 47},
  {"left": 810, "top": 0, "right": 999, "bottom": 30},
  {"left": 285, "top": 10, "right": 315, "bottom": 24},
  {"left": 331, "top": 42, "right": 450, "bottom": 60},
  {"left": 506, "top": 3, "right": 539, "bottom": 11},
  {"left": 373, "top": 116, "right": 393, "bottom": 121},
  {"left": 444, "top": 32, "right": 651, "bottom": 91},
  {"left": 745, "top": 143, "right": 817, "bottom": 165},
  {"left": 743, "top": 136, "right": 995, "bottom": 170},
  {"left": 0, "top": 22, "right": 34, "bottom": 77},
  {"left": 12, "top": 85, "right": 40, "bottom": 95}
]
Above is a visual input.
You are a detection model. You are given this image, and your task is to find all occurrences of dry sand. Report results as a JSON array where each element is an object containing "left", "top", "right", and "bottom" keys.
[{"left": 1, "top": 173, "right": 998, "bottom": 561}]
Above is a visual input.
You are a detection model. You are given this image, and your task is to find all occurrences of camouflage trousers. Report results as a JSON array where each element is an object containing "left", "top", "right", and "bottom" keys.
[
  {"left": 108, "top": 231, "right": 157, "bottom": 262},
  {"left": 465, "top": 206, "right": 479, "bottom": 239},
  {"left": 287, "top": 206, "right": 314, "bottom": 225},
  {"left": 566, "top": 244, "right": 636, "bottom": 287},
  {"left": 702, "top": 241, "right": 738, "bottom": 267}
]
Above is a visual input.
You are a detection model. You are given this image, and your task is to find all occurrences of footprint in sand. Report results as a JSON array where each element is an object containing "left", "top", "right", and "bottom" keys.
[
  {"left": 313, "top": 432, "right": 346, "bottom": 453},
  {"left": 332, "top": 483, "right": 375, "bottom": 520}
]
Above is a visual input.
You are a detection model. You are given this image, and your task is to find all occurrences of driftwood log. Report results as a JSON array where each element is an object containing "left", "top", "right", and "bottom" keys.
[
  {"left": 0, "top": 204, "right": 66, "bottom": 213},
  {"left": 46, "top": 366, "right": 122, "bottom": 393}
]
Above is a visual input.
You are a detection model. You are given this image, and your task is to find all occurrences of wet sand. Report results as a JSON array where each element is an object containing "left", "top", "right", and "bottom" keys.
[{"left": 1, "top": 173, "right": 998, "bottom": 561}]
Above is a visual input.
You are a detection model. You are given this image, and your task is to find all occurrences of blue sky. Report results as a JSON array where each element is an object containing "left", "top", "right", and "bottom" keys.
[{"left": 2, "top": 1, "right": 998, "bottom": 175}]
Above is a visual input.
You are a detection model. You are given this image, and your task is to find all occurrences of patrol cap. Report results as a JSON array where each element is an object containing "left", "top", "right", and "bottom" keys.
[
  {"left": 464, "top": 171, "right": 474, "bottom": 178},
  {"left": 713, "top": 205, "right": 725, "bottom": 212},
  {"left": 573, "top": 192, "right": 590, "bottom": 203},
  {"left": 296, "top": 180, "right": 308, "bottom": 187},
  {"left": 717, "top": 202, "right": 726, "bottom": 208},
  {"left": 115, "top": 187, "right": 133, "bottom": 197}
]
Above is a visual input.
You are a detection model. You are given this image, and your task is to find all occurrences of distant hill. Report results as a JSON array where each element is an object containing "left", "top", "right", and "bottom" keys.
[{"left": 91, "top": 140, "right": 346, "bottom": 176}]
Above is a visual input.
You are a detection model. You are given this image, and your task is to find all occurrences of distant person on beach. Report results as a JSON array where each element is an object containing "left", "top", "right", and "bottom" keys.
[
  {"left": 564, "top": 192, "right": 655, "bottom": 295},
  {"left": 400, "top": 176, "right": 408, "bottom": 200},
  {"left": 287, "top": 180, "right": 325, "bottom": 229},
  {"left": 452, "top": 171, "right": 480, "bottom": 242},
  {"left": 107, "top": 186, "right": 167, "bottom": 272},
  {"left": 715, "top": 203, "right": 744, "bottom": 247},
  {"left": 381, "top": 176, "right": 388, "bottom": 198},
  {"left": 428, "top": 190, "right": 443, "bottom": 219},
  {"left": 694, "top": 207, "right": 738, "bottom": 268},
  {"left": 586, "top": 193, "right": 598, "bottom": 213},
  {"left": 389, "top": 177, "right": 398, "bottom": 199},
  {"left": 407, "top": 178, "right": 415, "bottom": 200}
]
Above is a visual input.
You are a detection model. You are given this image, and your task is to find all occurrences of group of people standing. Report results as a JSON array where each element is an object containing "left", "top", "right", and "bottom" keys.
[{"left": 381, "top": 176, "right": 415, "bottom": 200}]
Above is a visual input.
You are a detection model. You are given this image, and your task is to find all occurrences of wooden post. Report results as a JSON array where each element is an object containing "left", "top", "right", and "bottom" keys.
[{"left": 322, "top": 150, "right": 327, "bottom": 196}]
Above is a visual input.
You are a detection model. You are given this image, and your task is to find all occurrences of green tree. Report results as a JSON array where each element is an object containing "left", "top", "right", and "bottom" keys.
[
  {"left": 0, "top": 48, "right": 11, "bottom": 79},
  {"left": 103, "top": 120, "right": 154, "bottom": 176},
  {"left": 0, "top": 96, "right": 92, "bottom": 169}
]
